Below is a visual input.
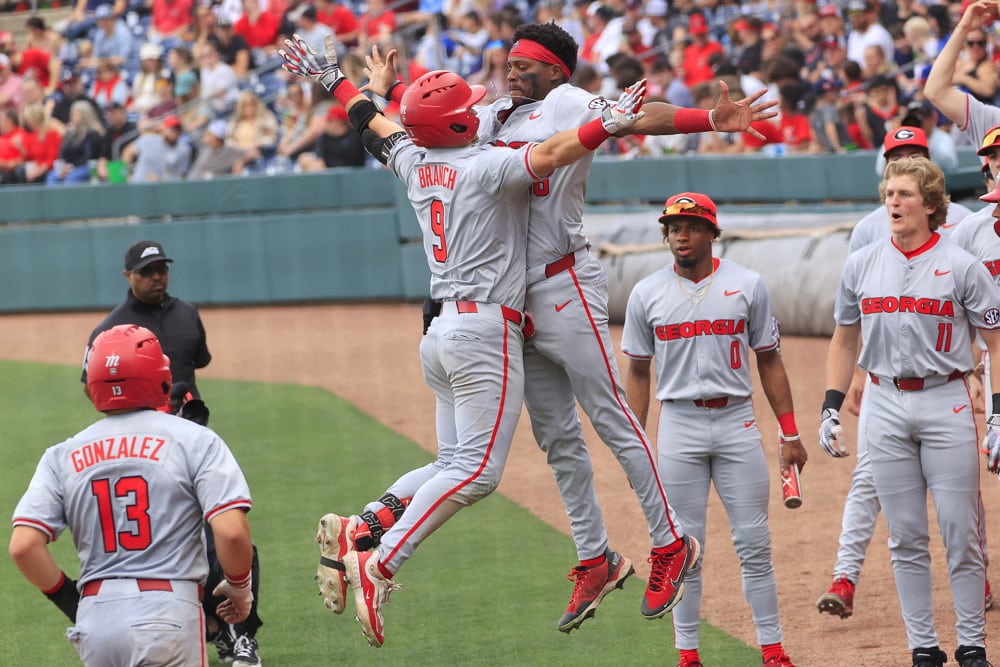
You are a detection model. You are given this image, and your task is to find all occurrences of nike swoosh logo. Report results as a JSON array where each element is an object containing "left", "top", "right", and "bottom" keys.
[
  {"left": 941, "top": 223, "right": 956, "bottom": 229},
  {"left": 529, "top": 112, "right": 542, "bottom": 119},
  {"left": 954, "top": 404, "right": 968, "bottom": 413},
  {"left": 555, "top": 300, "right": 571, "bottom": 312},
  {"left": 724, "top": 290, "right": 741, "bottom": 296},
  {"left": 934, "top": 269, "right": 951, "bottom": 276},
  {"left": 744, "top": 420, "right": 755, "bottom": 428}
]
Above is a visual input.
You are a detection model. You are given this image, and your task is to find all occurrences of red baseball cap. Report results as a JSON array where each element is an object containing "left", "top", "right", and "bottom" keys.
[
  {"left": 688, "top": 13, "right": 708, "bottom": 35},
  {"left": 819, "top": 4, "right": 841, "bottom": 17},
  {"left": 978, "top": 123, "right": 1000, "bottom": 156},
  {"left": 161, "top": 115, "right": 181, "bottom": 129},
  {"left": 658, "top": 192, "right": 718, "bottom": 227},
  {"left": 882, "top": 126, "right": 928, "bottom": 158}
]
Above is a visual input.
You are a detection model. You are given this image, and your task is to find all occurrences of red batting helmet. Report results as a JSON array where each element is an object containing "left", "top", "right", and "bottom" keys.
[
  {"left": 658, "top": 192, "right": 718, "bottom": 228},
  {"left": 399, "top": 70, "right": 487, "bottom": 148},
  {"left": 86, "top": 324, "right": 172, "bottom": 413}
]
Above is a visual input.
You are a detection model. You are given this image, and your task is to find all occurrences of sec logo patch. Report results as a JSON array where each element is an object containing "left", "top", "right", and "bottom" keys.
[
  {"left": 985, "top": 307, "right": 1000, "bottom": 326},
  {"left": 588, "top": 97, "right": 607, "bottom": 109}
]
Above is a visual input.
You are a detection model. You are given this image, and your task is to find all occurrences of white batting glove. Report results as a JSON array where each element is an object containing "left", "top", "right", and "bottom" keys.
[
  {"left": 279, "top": 34, "right": 344, "bottom": 92},
  {"left": 601, "top": 79, "right": 647, "bottom": 134},
  {"left": 213, "top": 574, "right": 253, "bottom": 624},
  {"left": 984, "top": 414, "right": 1000, "bottom": 474},
  {"left": 819, "top": 407, "right": 848, "bottom": 458}
]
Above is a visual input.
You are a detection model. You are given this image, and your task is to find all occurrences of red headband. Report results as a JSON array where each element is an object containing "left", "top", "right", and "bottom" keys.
[{"left": 508, "top": 39, "right": 571, "bottom": 80}]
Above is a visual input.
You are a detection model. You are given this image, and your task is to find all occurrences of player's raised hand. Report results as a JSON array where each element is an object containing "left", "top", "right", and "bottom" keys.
[
  {"left": 602, "top": 79, "right": 647, "bottom": 134},
  {"left": 819, "top": 407, "right": 849, "bottom": 457},
  {"left": 360, "top": 44, "right": 400, "bottom": 97},
  {"left": 279, "top": 34, "right": 344, "bottom": 92},
  {"left": 213, "top": 574, "right": 254, "bottom": 624},
  {"left": 709, "top": 80, "right": 778, "bottom": 141},
  {"left": 984, "top": 414, "right": 1000, "bottom": 473}
]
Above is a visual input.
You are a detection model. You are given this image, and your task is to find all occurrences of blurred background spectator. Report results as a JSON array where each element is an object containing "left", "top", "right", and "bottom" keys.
[
  {"left": 131, "top": 42, "right": 165, "bottom": 115},
  {"left": 226, "top": 88, "right": 277, "bottom": 169},
  {"left": 0, "top": 53, "right": 24, "bottom": 112},
  {"left": 97, "top": 99, "right": 136, "bottom": 180},
  {"left": 89, "top": 57, "right": 129, "bottom": 109},
  {"left": 188, "top": 118, "right": 259, "bottom": 178},
  {"left": 19, "top": 103, "right": 63, "bottom": 183},
  {"left": 295, "top": 103, "right": 364, "bottom": 171},
  {"left": 47, "top": 98, "right": 104, "bottom": 185},
  {"left": 122, "top": 114, "right": 192, "bottom": 181}
]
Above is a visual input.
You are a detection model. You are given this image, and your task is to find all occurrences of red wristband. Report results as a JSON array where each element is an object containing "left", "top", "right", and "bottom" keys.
[
  {"left": 388, "top": 81, "right": 406, "bottom": 104},
  {"left": 578, "top": 118, "right": 612, "bottom": 150},
  {"left": 777, "top": 412, "right": 798, "bottom": 438},
  {"left": 225, "top": 569, "right": 252, "bottom": 588},
  {"left": 332, "top": 79, "right": 363, "bottom": 107},
  {"left": 674, "top": 107, "right": 713, "bottom": 134}
]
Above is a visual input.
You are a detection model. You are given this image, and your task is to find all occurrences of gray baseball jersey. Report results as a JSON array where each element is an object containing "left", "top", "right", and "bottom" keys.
[
  {"left": 834, "top": 234, "right": 999, "bottom": 649},
  {"left": 836, "top": 235, "right": 996, "bottom": 376},
  {"left": 12, "top": 410, "right": 251, "bottom": 666},
  {"left": 477, "top": 84, "right": 600, "bottom": 272},
  {"left": 13, "top": 410, "right": 252, "bottom": 584},
  {"left": 620, "top": 258, "right": 778, "bottom": 399},
  {"left": 849, "top": 202, "right": 971, "bottom": 253},
  {"left": 388, "top": 139, "right": 539, "bottom": 310},
  {"left": 619, "top": 257, "right": 786, "bottom": 650},
  {"left": 474, "top": 85, "right": 686, "bottom": 557},
  {"left": 959, "top": 93, "right": 1000, "bottom": 144}
]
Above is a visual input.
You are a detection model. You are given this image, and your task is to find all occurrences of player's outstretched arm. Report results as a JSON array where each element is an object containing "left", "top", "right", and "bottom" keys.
[
  {"left": 632, "top": 80, "right": 778, "bottom": 141},
  {"left": 756, "top": 349, "right": 807, "bottom": 472},
  {"left": 530, "top": 80, "right": 646, "bottom": 176},
  {"left": 925, "top": 1, "right": 996, "bottom": 125},
  {"left": 279, "top": 34, "right": 404, "bottom": 142}
]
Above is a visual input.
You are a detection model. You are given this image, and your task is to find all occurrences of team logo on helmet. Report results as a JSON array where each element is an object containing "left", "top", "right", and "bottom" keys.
[
  {"left": 673, "top": 196, "right": 697, "bottom": 205},
  {"left": 893, "top": 128, "right": 915, "bottom": 141}
]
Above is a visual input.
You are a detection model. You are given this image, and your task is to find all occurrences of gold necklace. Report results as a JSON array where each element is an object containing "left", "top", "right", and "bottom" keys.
[{"left": 675, "top": 268, "right": 714, "bottom": 305}]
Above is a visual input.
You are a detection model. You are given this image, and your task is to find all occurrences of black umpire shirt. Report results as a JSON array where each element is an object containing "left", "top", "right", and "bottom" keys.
[{"left": 81, "top": 289, "right": 212, "bottom": 398}]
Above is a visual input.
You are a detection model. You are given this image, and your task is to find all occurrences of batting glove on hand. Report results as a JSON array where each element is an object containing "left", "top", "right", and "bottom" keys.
[
  {"left": 280, "top": 34, "right": 344, "bottom": 92},
  {"left": 819, "top": 407, "right": 848, "bottom": 457},
  {"left": 213, "top": 574, "right": 253, "bottom": 624},
  {"left": 984, "top": 414, "right": 1000, "bottom": 473},
  {"left": 601, "top": 79, "right": 647, "bottom": 134}
]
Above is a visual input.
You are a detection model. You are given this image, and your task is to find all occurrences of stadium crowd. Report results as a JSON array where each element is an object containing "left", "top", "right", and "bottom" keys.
[{"left": 0, "top": 0, "right": 989, "bottom": 183}]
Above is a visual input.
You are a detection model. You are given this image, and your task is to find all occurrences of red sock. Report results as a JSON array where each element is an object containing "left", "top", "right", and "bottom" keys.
[
  {"left": 579, "top": 553, "right": 607, "bottom": 568},
  {"left": 762, "top": 642, "right": 785, "bottom": 662}
]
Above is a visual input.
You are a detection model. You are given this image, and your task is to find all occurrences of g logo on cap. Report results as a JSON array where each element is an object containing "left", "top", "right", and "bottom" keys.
[{"left": 893, "top": 128, "right": 915, "bottom": 141}]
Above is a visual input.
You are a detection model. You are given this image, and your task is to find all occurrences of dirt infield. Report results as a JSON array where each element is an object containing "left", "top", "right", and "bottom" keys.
[{"left": 4, "top": 303, "right": 999, "bottom": 666}]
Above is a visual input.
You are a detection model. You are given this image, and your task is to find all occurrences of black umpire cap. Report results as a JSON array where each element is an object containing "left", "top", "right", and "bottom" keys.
[{"left": 125, "top": 240, "right": 174, "bottom": 272}]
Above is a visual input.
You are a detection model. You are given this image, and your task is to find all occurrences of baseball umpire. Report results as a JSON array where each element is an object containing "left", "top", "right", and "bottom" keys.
[{"left": 11, "top": 324, "right": 255, "bottom": 666}]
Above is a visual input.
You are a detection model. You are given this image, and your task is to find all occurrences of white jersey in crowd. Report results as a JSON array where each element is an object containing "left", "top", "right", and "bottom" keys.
[
  {"left": 850, "top": 201, "right": 972, "bottom": 253},
  {"left": 620, "top": 258, "right": 779, "bottom": 400},
  {"left": 835, "top": 235, "right": 1000, "bottom": 378},
  {"left": 388, "top": 139, "right": 542, "bottom": 310},
  {"left": 476, "top": 84, "right": 603, "bottom": 274},
  {"left": 12, "top": 410, "right": 252, "bottom": 585}
]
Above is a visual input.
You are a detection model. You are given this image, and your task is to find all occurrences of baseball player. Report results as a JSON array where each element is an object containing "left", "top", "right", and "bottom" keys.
[
  {"left": 924, "top": 0, "right": 1000, "bottom": 146},
  {"left": 816, "top": 127, "right": 987, "bottom": 620},
  {"left": 621, "top": 193, "right": 807, "bottom": 667},
  {"left": 279, "top": 35, "right": 702, "bottom": 648},
  {"left": 355, "top": 22, "right": 775, "bottom": 633},
  {"left": 821, "top": 157, "right": 1000, "bottom": 667},
  {"left": 80, "top": 240, "right": 264, "bottom": 666},
  {"left": 10, "top": 324, "right": 255, "bottom": 667}
]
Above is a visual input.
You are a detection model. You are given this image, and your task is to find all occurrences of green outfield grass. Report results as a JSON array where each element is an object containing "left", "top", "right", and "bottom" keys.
[{"left": 1, "top": 360, "right": 759, "bottom": 666}]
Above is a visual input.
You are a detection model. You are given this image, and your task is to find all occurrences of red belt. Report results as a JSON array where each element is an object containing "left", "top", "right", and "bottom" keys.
[
  {"left": 868, "top": 369, "right": 964, "bottom": 391},
  {"left": 456, "top": 301, "right": 523, "bottom": 325},
  {"left": 694, "top": 397, "right": 729, "bottom": 409},
  {"left": 82, "top": 579, "right": 173, "bottom": 597},
  {"left": 544, "top": 252, "right": 576, "bottom": 278},
  {"left": 667, "top": 397, "right": 729, "bottom": 408}
]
